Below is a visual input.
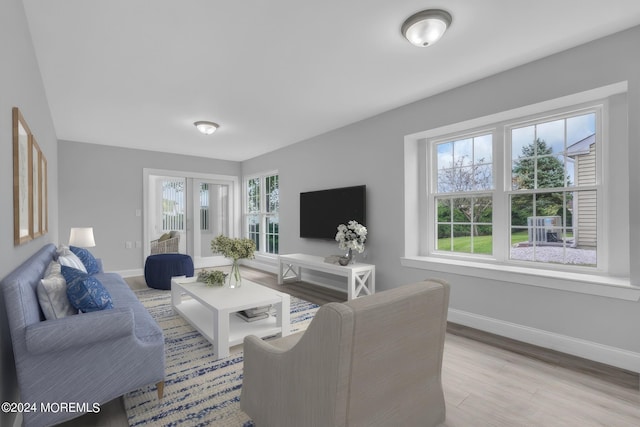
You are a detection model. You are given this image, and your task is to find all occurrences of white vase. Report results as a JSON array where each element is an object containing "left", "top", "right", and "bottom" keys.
[{"left": 338, "top": 248, "right": 353, "bottom": 266}]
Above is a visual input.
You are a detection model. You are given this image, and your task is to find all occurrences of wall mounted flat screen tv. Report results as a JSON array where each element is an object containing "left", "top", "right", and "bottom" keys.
[{"left": 300, "top": 185, "right": 366, "bottom": 239}]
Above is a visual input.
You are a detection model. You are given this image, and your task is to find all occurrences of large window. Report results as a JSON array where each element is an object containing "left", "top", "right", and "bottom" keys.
[
  {"left": 246, "top": 172, "right": 279, "bottom": 254},
  {"left": 428, "top": 107, "right": 600, "bottom": 269}
]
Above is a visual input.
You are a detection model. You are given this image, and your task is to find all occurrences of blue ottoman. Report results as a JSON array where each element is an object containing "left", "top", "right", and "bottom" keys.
[{"left": 144, "top": 253, "right": 194, "bottom": 290}]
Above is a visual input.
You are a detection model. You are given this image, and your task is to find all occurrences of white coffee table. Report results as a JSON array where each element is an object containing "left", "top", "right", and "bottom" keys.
[{"left": 171, "top": 276, "right": 291, "bottom": 360}]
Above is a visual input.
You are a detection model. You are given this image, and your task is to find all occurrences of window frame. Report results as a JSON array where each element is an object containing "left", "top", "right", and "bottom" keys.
[
  {"left": 426, "top": 106, "right": 603, "bottom": 271},
  {"left": 402, "top": 82, "right": 639, "bottom": 301},
  {"left": 244, "top": 171, "right": 279, "bottom": 255}
]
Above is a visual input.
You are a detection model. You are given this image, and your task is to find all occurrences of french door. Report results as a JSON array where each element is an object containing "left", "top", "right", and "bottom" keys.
[{"left": 143, "top": 169, "right": 240, "bottom": 268}]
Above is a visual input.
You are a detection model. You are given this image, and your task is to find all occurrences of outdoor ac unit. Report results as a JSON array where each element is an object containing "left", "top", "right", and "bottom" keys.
[{"left": 527, "top": 216, "right": 562, "bottom": 243}]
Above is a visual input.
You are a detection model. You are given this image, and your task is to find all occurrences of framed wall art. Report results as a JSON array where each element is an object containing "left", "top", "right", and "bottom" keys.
[
  {"left": 41, "top": 153, "right": 48, "bottom": 234},
  {"left": 13, "top": 107, "right": 48, "bottom": 245},
  {"left": 13, "top": 107, "right": 32, "bottom": 245},
  {"left": 32, "top": 138, "right": 41, "bottom": 238}
]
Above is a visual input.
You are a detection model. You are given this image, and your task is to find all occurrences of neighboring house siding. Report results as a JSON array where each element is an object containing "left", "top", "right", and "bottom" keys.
[{"left": 574, "top": 143, "right": 597, "bottom": 247}]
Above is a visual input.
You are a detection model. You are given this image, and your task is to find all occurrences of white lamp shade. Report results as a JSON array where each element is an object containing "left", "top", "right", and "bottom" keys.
[
  {"left": 69, "top": 227, "right": 96, "bottom": 248},
  {"left": 402, "top": 10, "right": 452, "bottom": 47}
]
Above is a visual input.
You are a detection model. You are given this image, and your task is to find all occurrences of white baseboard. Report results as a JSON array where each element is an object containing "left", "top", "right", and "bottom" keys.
[{"left": 448, "top": 308, "right": 640, "bottom": 373}]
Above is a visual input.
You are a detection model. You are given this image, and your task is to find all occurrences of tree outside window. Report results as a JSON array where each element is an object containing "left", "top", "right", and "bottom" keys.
[
  {"left": 509, "top": 112, "right": 596, "bottom": 266},
  {"left": 435, "top": 134, "right": 493, "bottom": 254}
]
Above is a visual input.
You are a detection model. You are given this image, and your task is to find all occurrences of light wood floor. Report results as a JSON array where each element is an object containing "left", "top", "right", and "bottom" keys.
[{"left": 59, "top": 267, "right": 640, "bottom": 426}]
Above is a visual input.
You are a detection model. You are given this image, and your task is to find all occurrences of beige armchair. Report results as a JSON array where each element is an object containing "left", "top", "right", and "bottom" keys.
[
  {"left": 240, "top": 279, "right": 450, "bottom": 427},
  {"left": 150, "top": 230, "right": 179, "bottom": 254}
]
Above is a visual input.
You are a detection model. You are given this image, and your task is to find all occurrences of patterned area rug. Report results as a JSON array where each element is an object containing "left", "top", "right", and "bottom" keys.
[{"left": 124, "top": 288, "right": 319, "bottom": 426}]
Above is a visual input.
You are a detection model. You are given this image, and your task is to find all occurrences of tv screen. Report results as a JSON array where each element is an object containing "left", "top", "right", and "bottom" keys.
[{"left": 300, "top": 185, "right": 366, "bottom": 239}]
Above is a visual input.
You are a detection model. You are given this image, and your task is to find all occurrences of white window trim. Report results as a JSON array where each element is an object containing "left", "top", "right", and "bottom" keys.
[
  {"left": 244, "top": 170, "right": 279, "bottom": 255},
  {"left": 403, "top": 82, "right": 640, "bottom": 301}
]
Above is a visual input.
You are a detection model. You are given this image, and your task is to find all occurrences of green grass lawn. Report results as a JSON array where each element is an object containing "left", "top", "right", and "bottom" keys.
[{"left": 437, "top": 231, "right": 530, "bottom": 254}]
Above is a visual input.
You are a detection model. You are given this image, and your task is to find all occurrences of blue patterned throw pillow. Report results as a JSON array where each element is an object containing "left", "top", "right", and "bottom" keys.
[
  {"left": 69, "top": 246, "right": 100, "bottom": 275},
  {"left": 61, "top": 265, "right": 113, "bottom": 313}
]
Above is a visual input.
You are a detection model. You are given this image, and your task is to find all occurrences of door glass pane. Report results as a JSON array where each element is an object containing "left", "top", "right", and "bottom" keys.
[
  {"left": 199, "top": 183, "right": 230, "bottom": 257},
  {"left": 151, "top": 177, "right": 186, "bottom": 254}
]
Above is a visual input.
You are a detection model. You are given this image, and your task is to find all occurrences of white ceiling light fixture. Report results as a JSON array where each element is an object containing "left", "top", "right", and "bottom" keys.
[
  {"left": 194, "top": 121, "right": 219, "bottom": 135},
  {"left": 401, "top": 9, "right": 452, "bottom": 47}
]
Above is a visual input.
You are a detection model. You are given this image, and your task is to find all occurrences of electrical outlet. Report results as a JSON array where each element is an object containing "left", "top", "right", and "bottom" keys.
[{"left": 125, "top": 241, "right": 133, "bottom": 249}]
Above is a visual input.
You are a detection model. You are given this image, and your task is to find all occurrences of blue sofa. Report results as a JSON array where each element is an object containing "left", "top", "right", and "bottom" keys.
[{"left": 1, "top": 244, "right": 165, "bottom": 427}]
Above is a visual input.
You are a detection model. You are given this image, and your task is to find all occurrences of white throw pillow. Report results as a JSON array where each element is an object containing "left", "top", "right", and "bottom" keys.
[
  {"left": 37, "top": 261, "right": 78, "bottom": 320},
  {"left": 44, "top": 259, "right": 61, "bottom": 277},
  {"left": 57, "top": 245, "right": 87, "bottom": 273}
]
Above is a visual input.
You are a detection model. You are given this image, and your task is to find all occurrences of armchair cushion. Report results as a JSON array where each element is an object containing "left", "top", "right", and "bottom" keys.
[
  {"left": 70, "top": 245, "right": 101, "bottom": 275},
  {"left": 37, "top": 261, "right": 77, "bottom": 320},
  {"left": 62, "top": 266, "right": 113, "bottom": 312}
]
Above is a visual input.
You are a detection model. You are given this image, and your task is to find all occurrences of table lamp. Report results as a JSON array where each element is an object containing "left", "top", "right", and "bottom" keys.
[{"left": 69, "top": 227, "right": 96, "bottom": 248}]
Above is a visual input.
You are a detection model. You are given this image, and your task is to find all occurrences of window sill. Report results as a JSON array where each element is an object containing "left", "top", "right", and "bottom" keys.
[{"left": 401, "top": 256, "right": 640, "bottom": 301}]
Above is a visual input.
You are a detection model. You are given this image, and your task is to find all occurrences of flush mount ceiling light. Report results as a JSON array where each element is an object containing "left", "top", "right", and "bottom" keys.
[
  {"left": 401, "top": 9, "right": 452, "bottom": 47},
  {"left": 194, "top": 121, "right": 219, "bottom": 135}
]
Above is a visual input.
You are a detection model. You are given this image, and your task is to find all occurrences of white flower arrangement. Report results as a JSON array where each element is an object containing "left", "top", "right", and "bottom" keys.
[{"left": 335, "top": 220, "right": 368, "bottom": 253}]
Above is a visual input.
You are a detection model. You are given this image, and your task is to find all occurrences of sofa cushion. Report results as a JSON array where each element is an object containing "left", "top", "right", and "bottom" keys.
[
  {"left": 62, "top": 266, "right": 113, "bottom": 313},
  {"left": 69, "top": 246, "right": 100, "bottom": 275},
  {"left": 95, "top": 272, "right": 164, "bottom": 342},
  {"left": 57, "top": 246, "right": 87, "bottom": 273},
  {"left": 37, "top": 261, "right": 78, "bottom": 320}
]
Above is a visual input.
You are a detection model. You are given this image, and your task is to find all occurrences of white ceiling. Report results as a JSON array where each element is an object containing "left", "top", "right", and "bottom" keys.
[{"left": 22, "top": 0, "right": 640, "bottom": 161}]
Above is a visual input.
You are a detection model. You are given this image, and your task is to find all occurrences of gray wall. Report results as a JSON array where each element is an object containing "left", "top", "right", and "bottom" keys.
[
  {"left": 0, "top": 0, "right": 59, "bottom": 424},
  {"left": 58, "top": 140, "right": 241, "bottom": 271},
  {"left": 243, "top": 26, "right": 640, "bottom": 360}
]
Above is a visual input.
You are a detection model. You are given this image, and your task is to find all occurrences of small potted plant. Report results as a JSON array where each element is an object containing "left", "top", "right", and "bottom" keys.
[{"left": 197, "top": 269, "right": 227, "bottom": 287}]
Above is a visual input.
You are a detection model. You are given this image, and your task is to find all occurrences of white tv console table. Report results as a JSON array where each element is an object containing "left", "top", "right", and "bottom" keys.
[{"left": 278, "top": 253, "right": 375, "bottom": 300}]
